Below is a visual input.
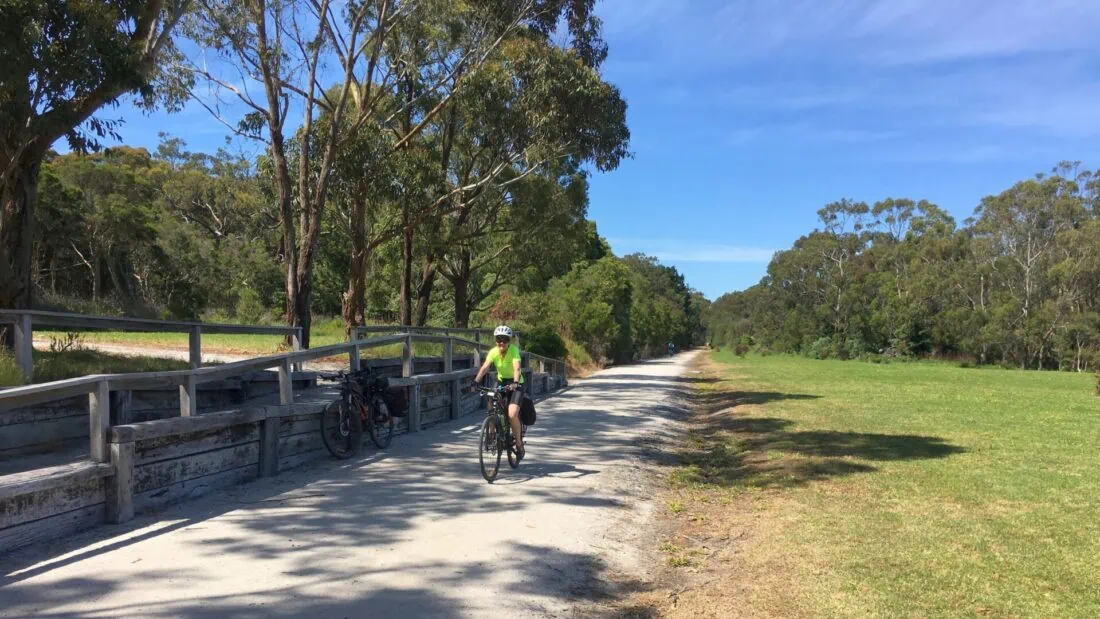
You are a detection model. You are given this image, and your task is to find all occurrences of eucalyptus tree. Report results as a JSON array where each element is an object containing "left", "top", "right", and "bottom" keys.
[
  {"left": 1, "top": 0, "right": 188, "bottom": 345},
  {"left": 182, "top": 0, "right": 610, "bottom": 342}
]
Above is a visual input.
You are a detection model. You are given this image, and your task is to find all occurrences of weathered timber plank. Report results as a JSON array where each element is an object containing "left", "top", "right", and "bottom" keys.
[
  {"left": 0, "top": 309, "right": 295, "bottom": 335},
  {"left": 136, "top": 464, "right": 258, "bottom": 513},
  {"left": 114, "top": 408, "right": 267, "bottom": 442},
  {"left": 0, "top": 397, "right": 85, "bottom": 426},
  {"left": 265, "top": 401, "right": 331, "bottom": 420},
  {"left": 277, "top": 416, "right": 322, "bottom": 437},
  {"left": 0, "top": 416, "right": 88, "bottom": 452},
  {"left": 0, "top": 504, "right": 104, "bottom": 554},
  {"left": 276, "top": 432, "right": 324, "bottom": 459},
  {"left": 278, "top": 449, "right": 328, "bottom": 472},
  {"left": 133, "top": 442, "right": 260, "bottom": 494},
  {"left": 419, "top": 405, "right": 449, "bottom": 428},
  {"left": 0, "top": 474, "right": 106, "bottom": 529},
  {"left": 136, "top": 423, "right": 261, "bottom": 466},
  {"left": 0, "top": 462, "right": 113, "bottom": 500},
  {"left": 420, "top": 393, "right": 449, "bottom": 411}
]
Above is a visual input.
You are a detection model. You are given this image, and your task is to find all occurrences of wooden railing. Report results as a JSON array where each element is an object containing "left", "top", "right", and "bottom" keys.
[
  {"left": 0, "top": 330, "right": 567, "bottom": 467},
  {"left": 353, "top": 325, "right": 565, "bottom": 379},
  {"left": 354, "top": 325, "right": 519, "bottom": 343},
  {"left": 0, "top": 310, "right": 302, "bottom": 381}
]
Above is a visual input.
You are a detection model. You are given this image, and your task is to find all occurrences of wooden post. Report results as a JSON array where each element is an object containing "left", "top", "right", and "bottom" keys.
[
  {"left": 259, "top": 412, "right": 279, "bottom": 477},
  {"left": 189, "top": 326, "right": 202, "bottom": 369},
  {"left": 89, "top": 380, "right": 110, "bottom": 463},
  {"left": 291, "top": 328, "right": 303, "bottom": 372},
  {"left": 106, "top": 427, "right": 135, "bottom": 524},
  {"left": 408, "top": 382, "right": 421, "bottom": 433},
  {"left": 402, "top": 334, "right": 414, "bottom": 377},
  {"left": 109, "top": 389, "right": 132, "bottom": 426},
  {"left": 449, "top": 377, "right": 460, "bottom": 420},
  {"left": 180, "top": 374, "right": 198, "bottom": 417},
  {"left": 14, "top": 313, "right": 32, "bottom": 381},
  {"left": 445, "top": 337, "right": 458, "bottom": 420},
  {"left": 278, "top": 358, "right": 294, "bottom": 405},
  {"left": 349, "top": 343, "right": 361, "bottom": 372},
  {"left": 538, "top": 358, "right": 546, "bottom": 374}
]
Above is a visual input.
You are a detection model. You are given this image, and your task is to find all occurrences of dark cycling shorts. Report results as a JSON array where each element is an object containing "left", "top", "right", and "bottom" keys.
[{"left": 499, "top": 379, "right": 524, "bottom": 409}]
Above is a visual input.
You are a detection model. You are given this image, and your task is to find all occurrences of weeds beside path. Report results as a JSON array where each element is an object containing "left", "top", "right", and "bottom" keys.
[{"left": 613, "top": 351, "right": 1100, "bottom": 618}]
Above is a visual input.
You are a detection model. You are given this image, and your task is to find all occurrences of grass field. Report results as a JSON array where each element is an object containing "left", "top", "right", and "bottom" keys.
[
  {"left": 639, "top": 351, "right": 1100, "bottom": 618},
  {"left": 0, "top": 349, "right": 193, "bottom": 386}
]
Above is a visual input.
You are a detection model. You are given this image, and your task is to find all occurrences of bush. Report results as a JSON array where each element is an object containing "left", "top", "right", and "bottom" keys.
[
  {"left": 522, "top": 325, "right": 568, "bottom": 360},
  {"left": 843, "top": 337, "right": 868, "bottom": 360},
  {"left": 235, "top": 287, "right": 266, "bottom": 324},
  {"left": 808, "top": 337, "right": 837, "bottom": 360},
  {"left": 0, "top": 351, "right": 24, "bottom": 387}
]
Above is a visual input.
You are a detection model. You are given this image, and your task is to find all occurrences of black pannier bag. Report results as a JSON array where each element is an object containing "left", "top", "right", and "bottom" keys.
[{"left": 520, "top": 396, "right": 536, "bottom": 425}]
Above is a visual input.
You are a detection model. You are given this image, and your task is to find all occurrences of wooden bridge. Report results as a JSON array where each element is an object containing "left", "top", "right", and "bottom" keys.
[{"left": 0, "top": 311, "right": 567, "bottom": 555}]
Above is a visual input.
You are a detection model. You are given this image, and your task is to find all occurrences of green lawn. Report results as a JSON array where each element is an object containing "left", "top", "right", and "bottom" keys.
[
  {"left": 673, "top": 352, "right": 1100, "bottom": 618},
  {"left": 36, "top": 320, "right": 469, "bottom": 360},
  {"left": 0, "top": 349, "right": 193, "bottom": 387}
]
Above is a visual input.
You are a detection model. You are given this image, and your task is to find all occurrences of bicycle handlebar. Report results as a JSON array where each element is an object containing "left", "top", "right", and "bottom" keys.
[{"left": 469, "top": 383, "right": 515, "bottom": 397}]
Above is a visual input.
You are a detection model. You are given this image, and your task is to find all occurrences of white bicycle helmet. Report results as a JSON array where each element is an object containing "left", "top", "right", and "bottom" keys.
[{"left": 493, "top": 325, "right": 513, "bottom": 339}]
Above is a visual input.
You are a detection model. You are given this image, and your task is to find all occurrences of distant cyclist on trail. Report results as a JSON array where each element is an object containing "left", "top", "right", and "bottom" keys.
[
  {"left": 668, "top": 341, "right": 675, "bottom": 356},
  {"left": 474, "top": 325, "right": 526, "bottom": 458}
]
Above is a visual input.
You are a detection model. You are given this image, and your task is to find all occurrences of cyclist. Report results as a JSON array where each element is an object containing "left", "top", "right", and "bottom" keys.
[{"left": 473, "top": 325, "right": 526, "bottom": 458}]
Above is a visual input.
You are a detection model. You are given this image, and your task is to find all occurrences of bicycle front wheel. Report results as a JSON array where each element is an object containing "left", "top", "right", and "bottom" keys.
[
  {"left": 321, "top": 399, "right": 362, "bottom": 459},
  {"left": 479, "top": 416, "right": 501, "bottom": 482}
]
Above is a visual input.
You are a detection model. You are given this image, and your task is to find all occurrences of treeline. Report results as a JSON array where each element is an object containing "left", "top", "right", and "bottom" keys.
[
  {"left": 4, "top": 1, "right": 628, "bottom": 349},
  {"left": 707, "top": 163, "right": 1100, "bottom": 371},
  {"left": 7, "top": 1, "right": 707, "bottom": 365},
  {"left": 31, "top": 139, "right": 704, "bottom": 363}
]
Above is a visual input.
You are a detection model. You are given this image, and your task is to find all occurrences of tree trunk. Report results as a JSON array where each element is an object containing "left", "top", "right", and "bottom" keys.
[
  {"left": 269, "top": 138, "right": 301, "bottom": 347},
  {"left": 0, "top": 157, "right": 39, "bottom": 349},
  {"left": 93, "top": 254, "right": 103, "bottom": 302},
  {"left": 295, "top": 265, "right": 313, "bottom": 349},
  {"left": 414, "top": 255, "right": 437, "bottom": 327},
  {"left": 399, "top": 204, "right": 413, "bottom": 326},
  {"left": 453, "top": 273, "right": 471, "bottom": 328},
  {"left": 341, "top": 196, "right": 368, "bottom": 339},
  {"left": 451, "top": 250, "right": 473, "bottom": 328}
]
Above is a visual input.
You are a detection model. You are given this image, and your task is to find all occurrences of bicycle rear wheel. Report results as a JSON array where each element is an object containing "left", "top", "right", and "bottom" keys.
[
  {"left": 321, "top": 398, "right": 362, "bottom": 459},
  {"left": 368, "top": 395, "right": 394, "bottom": 449},
  {"left": 479, "top": 416, "right": 501, "bottom": 482}
]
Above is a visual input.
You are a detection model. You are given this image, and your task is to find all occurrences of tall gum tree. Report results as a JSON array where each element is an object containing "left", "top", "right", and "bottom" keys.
[
  {"left": 0, "top": 0, "right": 188, "bottom": 344},
  {"left": 183, "top": 0, "right": 611, "bottom": 342}
]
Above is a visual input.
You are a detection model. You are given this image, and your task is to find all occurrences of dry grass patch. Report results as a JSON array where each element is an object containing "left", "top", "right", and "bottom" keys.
[{"left": 605, "top": 351, "right": 1100, "bottom": 618}]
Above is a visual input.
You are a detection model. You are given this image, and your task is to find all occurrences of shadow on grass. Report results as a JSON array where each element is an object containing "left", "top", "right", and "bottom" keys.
[{"left": 670, "top": 376, "right": 965, "bottom": 491}]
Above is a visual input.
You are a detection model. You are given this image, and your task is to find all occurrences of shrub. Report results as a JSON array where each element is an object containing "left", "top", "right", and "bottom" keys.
[
  {"left": 235, "top": 287, "right": 266, "bottom": 324},
  {"left": 809, "top": 337, "right": 836, "bottom": 360},
  {"left": 522, "top": 325, "right": 567, "bottom": 360},
  {"left": 0, "top": 352, "right": 24, "bottom": 387}
]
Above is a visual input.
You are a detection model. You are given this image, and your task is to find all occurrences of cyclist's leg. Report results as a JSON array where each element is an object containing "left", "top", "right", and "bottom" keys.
[{"left": 506, "top": 387, "right": 524, "bottom": 453}]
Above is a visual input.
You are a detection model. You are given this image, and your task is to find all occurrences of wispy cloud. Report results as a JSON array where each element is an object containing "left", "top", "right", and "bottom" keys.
[
  {"left": 608, "top": 238, "right": 776, "bottom": 263},
  {"left": 601, "top": 0, "right": 1100, "bottom": 147}
]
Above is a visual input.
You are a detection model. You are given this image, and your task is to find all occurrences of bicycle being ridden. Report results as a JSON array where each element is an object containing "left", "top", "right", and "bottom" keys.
[{"left": 473, "top": 325, "right": 527, "bottom": 459}]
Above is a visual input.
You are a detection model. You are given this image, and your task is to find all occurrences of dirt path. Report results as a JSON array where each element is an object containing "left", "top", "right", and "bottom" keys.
[
  {"left": 31, "top": 339, "right": 348, "bottom": 370},
  {"left": 0, "top": 354, "right": 694, "bottom": 618}
]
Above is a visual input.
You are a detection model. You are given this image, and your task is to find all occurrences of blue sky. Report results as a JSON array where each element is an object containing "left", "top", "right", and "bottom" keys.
[{"left": 74, "top": 0, "right": 1100, "bottom": 301}]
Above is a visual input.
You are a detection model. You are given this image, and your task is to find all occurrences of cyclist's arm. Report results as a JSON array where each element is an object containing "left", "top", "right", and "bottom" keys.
[
  {"left": 474, "top": 355, "right": 494, "bottom": 383},
  {"left": 512, "top": 355, "right": 522, "bottom": 384}
]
